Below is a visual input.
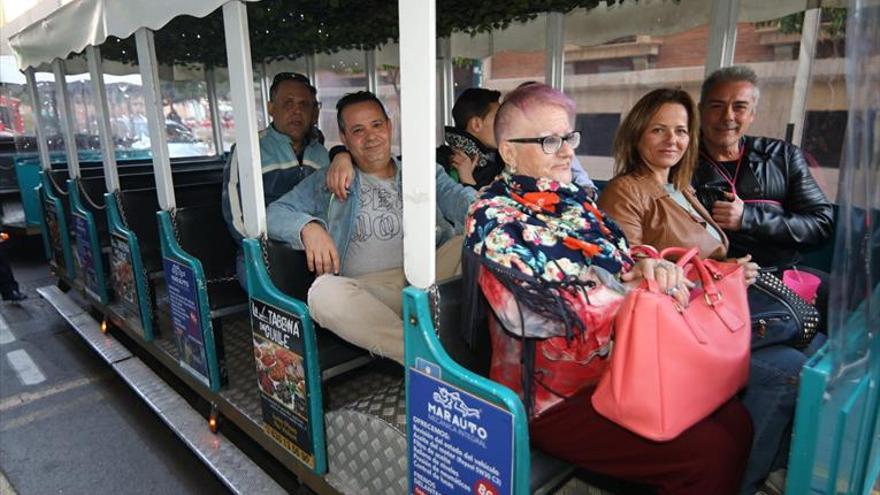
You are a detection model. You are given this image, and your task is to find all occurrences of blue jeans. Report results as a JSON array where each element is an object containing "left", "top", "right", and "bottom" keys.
[{"left": 739, "top": 334, "right": 826, "bottom": 494}]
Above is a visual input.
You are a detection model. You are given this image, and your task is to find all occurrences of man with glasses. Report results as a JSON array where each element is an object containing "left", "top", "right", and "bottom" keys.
[
  {"left": 223, "top": 72, "right": 329, "bottom": 287},
  {"left": 267, "top": 91, "right": 475, "bottom": 364}
]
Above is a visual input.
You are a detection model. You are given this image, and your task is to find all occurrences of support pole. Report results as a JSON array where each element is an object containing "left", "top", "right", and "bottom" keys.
[
  {"left": 545, "top": 12, "right": 565, "bottom": 89},
  {"left": 305, "top": 54, "right": 317, "bottom": 90},
  {"left": 705, "top": 0, "right": 741, "bottom": 76},
  {"left": 399, "top": 0, "right": 436, "bottom": 288},
  {"left": 52, "top": 59, "right": 80, "bottom": 179},
  {"left": 135, "top": 28, "right": 176, "bottom": 210},
  {"left": 24, "top": 68, "right": 51, "bottom": 172},
  {"left": 365, "top": 49, "right": 378, "bottom": 94},
  {"left": 205, "top": 67, "right": 225, "bottom": 156},
  {"left": 438, "top": 37, "right": 454, "bottom": 128},
  {"left": 788, "top": 8, "right": 821, "bottom": 147},
  {"left": 223, "top": 0, "right": 265, "bottom": 238},
  {"left": 259, "top": 60, "right": 271, "bottom": 126},
  {"left": 86, "top": 46, "right": 120, "bottom": 193}
]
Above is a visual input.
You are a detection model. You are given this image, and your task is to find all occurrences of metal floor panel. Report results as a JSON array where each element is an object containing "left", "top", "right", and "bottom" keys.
[
  {"left": 114, "top": 358, "right": 286, "bottom": 495},
  {"left": 38, "top": 285, "right": 132, "bottom": 364},
  {"left": 38, "top": 284, "right": 88, "bottom": 318},
  {"left": 152, "top": 312, "right": 407, "bottom": 420},
  {"left": 37, "top": 285, "right": 287, "bottom": 495}
]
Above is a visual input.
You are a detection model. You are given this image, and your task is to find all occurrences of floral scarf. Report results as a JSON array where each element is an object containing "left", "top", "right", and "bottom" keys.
[{"left": 463, "top": 172, "right": 633, "bottom": 337}]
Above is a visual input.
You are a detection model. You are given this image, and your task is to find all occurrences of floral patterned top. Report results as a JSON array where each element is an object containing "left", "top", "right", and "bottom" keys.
[{"left": 463, "top": 172, "right": 633, "bottom": 416}]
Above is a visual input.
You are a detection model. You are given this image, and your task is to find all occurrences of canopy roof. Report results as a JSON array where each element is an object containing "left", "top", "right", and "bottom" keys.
[{"left": 8, "top": 0, "right": 841, "bottom": 71}]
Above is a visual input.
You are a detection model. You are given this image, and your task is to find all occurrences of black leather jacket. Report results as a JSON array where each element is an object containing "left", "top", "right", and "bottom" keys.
[{"left": 693, "top": 136, "right": 834, "bottom": 268}]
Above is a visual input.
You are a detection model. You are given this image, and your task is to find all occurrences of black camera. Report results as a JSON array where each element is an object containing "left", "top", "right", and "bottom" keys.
[{"left": 700, "top": 184, "right": 731, "bottom": 205}]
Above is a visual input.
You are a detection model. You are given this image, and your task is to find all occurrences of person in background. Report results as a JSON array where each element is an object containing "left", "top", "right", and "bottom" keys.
[
  {"left": 0, "top": 245, "right": 25, "bottom": 302},
  {"left": 223, "top": 72, "right": 343, "bottom": 289},
  {"left": 437, "top": 88, "right": 504, "bottom": 188}
]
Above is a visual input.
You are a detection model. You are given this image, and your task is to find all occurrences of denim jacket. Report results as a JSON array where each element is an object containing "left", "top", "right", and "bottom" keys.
[
  {"left": 266, "top": 157, "right": 477, "bottom": 273},
  {"left": 223, "top": 124, "right": 329, "bottom": 243}
]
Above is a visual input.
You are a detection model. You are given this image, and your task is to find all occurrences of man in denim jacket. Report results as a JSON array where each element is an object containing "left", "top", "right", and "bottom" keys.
[{"left": 267, "top": 91, "right": 475, "bottom": 363}]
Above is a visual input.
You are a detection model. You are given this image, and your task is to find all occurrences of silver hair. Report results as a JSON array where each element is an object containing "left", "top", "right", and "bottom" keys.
[{"left": 701, "top": 65, "right": 761, "bottom": 107}]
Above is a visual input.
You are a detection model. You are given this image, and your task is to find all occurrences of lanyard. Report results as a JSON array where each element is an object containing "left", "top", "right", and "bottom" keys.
[
  {"left": 700, "top": 145, "right": 743, "bottom": 197},
  {"left": 700, "top": 145, "right": 783, "bottom": 206}
]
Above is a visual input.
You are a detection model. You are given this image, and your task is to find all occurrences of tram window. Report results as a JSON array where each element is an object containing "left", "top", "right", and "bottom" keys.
[
  {"left": 33, "top": 71, "right": 66, "bottom": 157},
  {"left": 0, "top": 56, "right": 37, "bottom": 154},
  {"left": 734, "top": 7, "right": 849, "bottom": 202},
  {"left": 479, "top": 14, "right": 548, "bottom": 89},
  {"left": 211, "top": 67, "right": 269, "bottom": 152},
  {"left": 156, "top": 70, "right": 214, "bottom": 158},
  {"left": 63, "top": 58, "right": 102, "bottom": 157},
  {"left": 103, "top": 70, "right": 149, "bottom": 160},
  {"left": 561, "top": 4, "right": 712, "bottom": 180},
  {"left": 252, "top": 69, "right": 267, "bottom": 130},
  {"left": 451, "top": 59, "right": 483, "bottom": 99},
  {"left": 574, "top": 113, "right": 619, "bottom": 157},
  {"left": 802, "top": 110, "right": 846, "bottom": 170},
  {"left": 315, "top": 50, "right": 367, "bottom": 149},
  {"left": 375, "top": 44, "right": 402, "bottom": 154}
]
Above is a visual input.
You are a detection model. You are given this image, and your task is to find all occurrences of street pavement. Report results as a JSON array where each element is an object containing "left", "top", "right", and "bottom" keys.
[{"left": 0, "top": 246, "right": 231, "bottom": 495}]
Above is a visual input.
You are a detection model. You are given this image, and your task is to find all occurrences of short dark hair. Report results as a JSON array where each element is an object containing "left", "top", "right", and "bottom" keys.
[
  {"left": 700, "top": 66, "right": 760, "bottom": 105},
  {"left": 452, "top": 88, "right": 501, "bottom": 130},
  {"left": 336, "top": 91, "right": 388, "bottom": 132},
  {"left": 269, "top": 72, "right": 317, "bottom": 102}
]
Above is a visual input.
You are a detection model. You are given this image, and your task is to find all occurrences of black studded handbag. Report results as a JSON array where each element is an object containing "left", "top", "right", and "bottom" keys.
[{"left": 747, "top": 271, "right": 821, "bottom": 350}]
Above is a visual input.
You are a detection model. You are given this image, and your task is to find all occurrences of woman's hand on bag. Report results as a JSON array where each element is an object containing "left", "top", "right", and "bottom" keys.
[
  {"left": 621, "top": 258, "right": 693, "bottom": 307},
  {"left": 733, "top": 255, "right": 760, "bottom": 285}
]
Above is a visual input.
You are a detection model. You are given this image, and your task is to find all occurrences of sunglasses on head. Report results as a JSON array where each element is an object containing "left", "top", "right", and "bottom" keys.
[{"left": 272, "top": 72, "right": 312, "bottom": 86}]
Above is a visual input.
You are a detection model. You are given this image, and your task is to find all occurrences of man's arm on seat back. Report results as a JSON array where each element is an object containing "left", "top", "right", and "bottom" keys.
[
  {"left": 740, "top": 145, "right": 834, "bottom": 247},
  {"left": 266, "top": 169, "right": 330, "bottom": 250},
  {"left": 435, "top": 163, "right": 478, "bottom": 229}
]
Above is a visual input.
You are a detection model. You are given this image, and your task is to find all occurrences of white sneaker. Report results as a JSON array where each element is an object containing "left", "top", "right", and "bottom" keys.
[{"left": 758, "top": 469, "right": 786, "bottom": 495}]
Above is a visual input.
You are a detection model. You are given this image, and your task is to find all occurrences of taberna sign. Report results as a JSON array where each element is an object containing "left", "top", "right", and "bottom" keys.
[{"left": 408, "top": 367, "right": 514, "bottom": 495}]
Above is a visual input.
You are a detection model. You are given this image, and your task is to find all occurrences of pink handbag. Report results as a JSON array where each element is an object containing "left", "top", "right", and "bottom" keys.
[{"left": 591, "top": 247, "right": 751, "bottom": 441}]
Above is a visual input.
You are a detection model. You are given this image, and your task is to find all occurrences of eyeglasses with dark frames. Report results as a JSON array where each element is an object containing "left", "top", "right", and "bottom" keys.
[{"left": 507, "top": 131, "right": 581, "bottom": 155}]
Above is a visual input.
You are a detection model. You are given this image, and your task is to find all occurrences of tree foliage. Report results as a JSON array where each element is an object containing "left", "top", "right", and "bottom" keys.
[
  {"left": 777, "top": 8, "right": 848, "bottom": 39},
  {"left": 99, "top": 0, "right": 632, "bottom": 68}
]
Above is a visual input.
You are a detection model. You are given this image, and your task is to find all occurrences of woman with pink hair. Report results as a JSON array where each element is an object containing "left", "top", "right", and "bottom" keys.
[{"left": 462, "top": 83, "right": 752, "bottom": 494}]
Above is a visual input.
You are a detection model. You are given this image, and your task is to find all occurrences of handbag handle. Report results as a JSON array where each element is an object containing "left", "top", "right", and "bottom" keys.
[
  {"left": 660, "top": 246, "right": 701, "bottom": 268},
  {"left": 631, "top": 246, "right": 722, "bottom": 303}
]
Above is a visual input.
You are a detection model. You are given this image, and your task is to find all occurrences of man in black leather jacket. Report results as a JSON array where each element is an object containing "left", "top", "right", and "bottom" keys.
[
  {"left": 693, "top": 66, "right": 834, "bottom": 268},
  {"left": 693, "top": 65, "right": 833, "bottom": 495}
]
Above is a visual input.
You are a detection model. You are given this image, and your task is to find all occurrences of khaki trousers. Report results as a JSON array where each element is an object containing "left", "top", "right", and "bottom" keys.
[{"left": 307, "top": 236, "right": 464, "bottom": 364}]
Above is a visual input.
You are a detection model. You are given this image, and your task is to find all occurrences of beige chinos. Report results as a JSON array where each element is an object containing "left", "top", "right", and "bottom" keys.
[{"left": 307, "top": 236, "right": 464, "bottom": 364}]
